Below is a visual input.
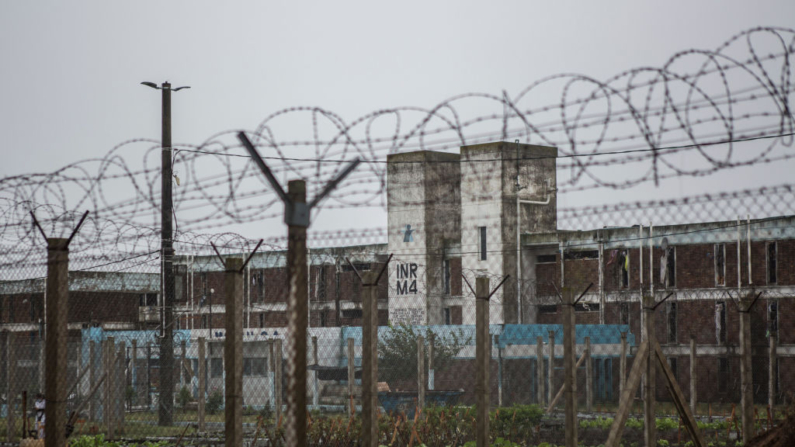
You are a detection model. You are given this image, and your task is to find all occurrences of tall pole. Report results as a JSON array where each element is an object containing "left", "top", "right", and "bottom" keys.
[
  {"left": 224, "top": 258, "right": 244, "bottom": 447},
  {"left": 562, "top": 289, "right": 577, "bottom": 447},
  {"left": 43, "top": 239, "right": 68, "bottom": 447},
  {"left": 160, "top": 81, "right": 176, "bottom": 426},
  {"left": 475, "top": 277, "right": 490, "bottom": 447}
]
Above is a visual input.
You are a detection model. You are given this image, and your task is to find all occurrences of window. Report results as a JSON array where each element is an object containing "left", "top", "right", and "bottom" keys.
[
  {"left": 575, "top": 303, "right": 599, "bottom": 312},
  {"left": 317, "top": 266, "right": 327, "bottom": 301},
  {"left": 320, "top": 311, "right": 327, "bottom": 328},
  {"left": 537, "top": 254, "right": 557, "bottom": 264},
  {"left": 201, "top": 315, "right": 208, "bottom": 330},
  {"left": 716, "top": 302, "right": 727, "bottom": 345},
  {"left": 342, "top": 263, "right": 370, "bottom": 272},
  {"left": 563, "top": 250, "right": 599, "bottom": 260},
  {"left": 256, "top": 272, "right": 265, "bottom": 302},
  {"left": 615, "top": 250, "right": 630, "bottom": 289},
  {"left": 768, "top": 302, "right": 778, "bottom": 338},
  {"left": 259, "top": 313, "right": 265, "bottom": 328},
  {"left": 667, "top": 302, "right": 677, "bottom": 344},
  {"left": 538, "top": 305, "right": 558, "bottom": 314},
  {"left": 201, "top": 273, "right": 208, "bottom": 299},
  {"left": 210, "top": 358, "right": 224, "bottom": 378},
  {"left": 29, "top": 298, "right": 36, "bottom": 322},
  {"left": 669, "top": 357, "right": 678, "bottom": 381},
  {"left": 443, "top": 259, "right": 451, "bottom": 295},
  {"left": 718, "top": 357, "right": 729, "bottom": 393},
  {"left": 767, "top": 242, "right": 777, "bottom": 284},
  {"left": 443, "top": 308, "right": 451, "bottom": 325},
  {"left": 140, "top": 293, "right": 158, "bottom": 307},
  {"left": 243, "top": 358, "right": 267, "bottom": 377},
  {"left": 620, "top": 302, "right": 630, "bottom": 325},
  {"left": 661, "top": 247, "right": 675, "bottom": 288},
  {"left": 479, "top": 227, "right": 487, "bottom": 261},
  {"left": 342, "top": 309, "right": 363, "bottom": 319},
  {"left": 715, "top": 244, "right": 726, "bottom": 286}
]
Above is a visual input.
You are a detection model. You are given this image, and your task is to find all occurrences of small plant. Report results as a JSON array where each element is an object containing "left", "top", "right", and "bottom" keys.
[
  {"left": 177, "top": 385, "right": 192, "bottom": 410},
  {"left": 206, "top": 387, "right": 223, "bottom": 414}
]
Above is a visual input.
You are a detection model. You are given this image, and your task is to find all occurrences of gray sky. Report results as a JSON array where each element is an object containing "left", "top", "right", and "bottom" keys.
[{"left": 2, "top": 1, "right": 794, "bottom": 244}]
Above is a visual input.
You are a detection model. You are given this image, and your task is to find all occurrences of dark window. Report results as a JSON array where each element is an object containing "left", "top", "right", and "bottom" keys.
[
  {"left": 201, "top": 273, "right": 208, "bottom": 299},
  {"left": 29, "top": 298, "right": 36, "bottom": 322},
  {"left": 201, "top": 315, "right": 208, "bottom": 330},
  {"left": 616, "top": 251, "right": 629, "bottom": 289},
  {"left": 243, "top": 358, "right": 267, "bottom": 377},
  {"left": 257, "top": 272, "right": 265, "bottom": 302},
  {"left": 620, "top": 302, "right": 630, "bottom": 325},
  {"left": 211, "top": 358, "right": 224, "bottom": 378},
  {"left": 342, "top": 263, "right": 371, "bottom": 272},
  {"left": 767, "top": 242, "right": 777, "bottom": 284},
  {"left": 317, "top": 266, "right": 327, "bottom": 301},
  {"left": 716, "top": 302, "right": 727, "bottom": 344},
  {"left": 715, "top": 244, "right": 726, "bottom": 286},
  {"left": 537, "top": 254, "right": 557, "bottom": 264},
  {"left": 538, "top": 305, "right": 558, "bottom": 314},
  {"left": 718, "top": 357, "right": 729, "bottom": 393},
  {"left": 443, "top": 308, "right": 451, "bottom": 325},
  {"left": 320, "top": 311, "right": 327, "bottom": 328},
  {"left": 669, "top": 357, "right": 678, "bottom": 382},
  {"left": 342, "top": 309, "right": 363, "bottom": 319},
  {"left": 663, "top": 247, "right": 676, "bottom": 288},
  {"left": 259, "top": 313, "right": 265, "bottom": 328},
  {"left": 443, "top": 259, "right": 451, "bottom": 295},
  {"left": 667, "top": 302, "right": 677, "bottom": 344},
  {"left": 479, "top": 227, "right": 487, "bottom": 261},
  {"left": 563, "top": 250, "right": 599, "bottom": 260},
  {"left": 768, "top": 302, "right": 778, "bottom": 338},
  {"left": 575, "top": 302, "right": 599, "bottom": 312},
  {"left": 140, "top": 293, "right": 158, "bottom": 307}
]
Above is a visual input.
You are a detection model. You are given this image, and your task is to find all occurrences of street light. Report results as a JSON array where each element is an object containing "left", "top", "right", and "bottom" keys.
[{"left": 142, "top": 80, "right": 189, "bottom": 426}]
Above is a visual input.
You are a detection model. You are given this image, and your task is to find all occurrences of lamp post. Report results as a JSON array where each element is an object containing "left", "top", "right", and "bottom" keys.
[{"left": 141, "top": 81, "right": 189, "bottom": 426}]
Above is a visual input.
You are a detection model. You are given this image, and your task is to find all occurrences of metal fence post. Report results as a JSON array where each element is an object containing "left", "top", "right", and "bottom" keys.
[
  {"left": 198, "top": 336, "right": 206, "bottom": 433},
  {"left": 476, "top": 277, "right": 490, "bottom": 447},
  {"left": 224, "top": 257, "right": 244, "bottom": 447},
  {"left": 428, "top": 334, "right": 435, "bottom": 391},
  {"left": 642, "top": 295, "right": 656, "bottom": 447},
  {"left": 115, "top": 344, "right": 125, "bottom": 430},
  {"left": 562, "top": 288, "right": 577, "bottom": 447},
  {"left": 275, "top": 339, "right": 283, "bottom": 424},
  {"left": 496, "top": 334, "right": 503, "bottom": 408},
  {"left": 285, "top": 179, "right": 308, "bottom": 446},
  {"left": 361, "top": 271, "right": 378, "bottom": 447},
  {"left": 106, "top": 337, "right": 115, "bottom": 439}
]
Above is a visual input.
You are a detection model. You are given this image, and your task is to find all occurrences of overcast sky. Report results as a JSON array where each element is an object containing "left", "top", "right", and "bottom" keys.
[{"left": 2, "top": 1, "right": 794, "bottom": 243}]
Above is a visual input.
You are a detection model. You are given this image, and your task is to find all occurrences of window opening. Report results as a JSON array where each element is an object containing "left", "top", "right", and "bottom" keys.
[
  {"left": 718, "top": 357, "right": 729, "bottom": 393},
  {"left": 669, "top": 357, "right": 678, "bottom": 382},
  {"left": 715, "top": 244, "right": 726, "bottom": 286},
  {"left": 342, "top": 309, "right": 363, "bottom": 319},
  {"left": 620, "top": 302, "right": 630, "bottom": 325},
  {"left": 537, "top": 254, "right": 556, "bottom": 264},
  {"left": 767, "top": 242, "right": 777, "bottom": 284},
  {"left": 575, "top": 302, "right": 599, "bottom": 312},
  {"left": 538, "top": 305, "right": 557, "bottom": 314},
  {"left": 444, "top": 308, "right": 451, "bottom": 325},
  {"left": 716, "top": 302, "right": 727, "bottom": 344},
  {"left": 768, "top": 301, "right": 778, "bottom": 339},
  {"left": 201, "top": 315, "right": 208, "bottom": 330},
  {"left": 479, "top": 227, "right": 487, "bottom": 261},
  {"left": 667, "top": 302, "right": 677, "bottom": 344},
  {"left": 563, "top": 250, "right": 599, "bottom": 260},
  {"left": 211, "top": 358, "right": 224, "bottom": 378},
  {"left": 318, "top": 266, "right": 327, "bottom": 301},
  {"left": 661, "top": 246, "right": 676, "bottom": 288},
  {"left": 443, "top": 259, "right": 451, "bottom": 295},
  {"left": 320, "top": 311, "right": 327, "bottom": 328}
]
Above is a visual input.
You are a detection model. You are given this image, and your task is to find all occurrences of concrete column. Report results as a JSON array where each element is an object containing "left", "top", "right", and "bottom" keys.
[
  {"left": 642, "top": 296, "right": 656, "bottom": 447},
  {"left": 475, "top": 277, "right": 490, "bottom": 447},
  {"left": 417, "top": 335, "right": 425, "bottom": 410},
  {"left": 562, "top": 289, "right": 577, "bottom": 447},
  {"left": 548, "top": 330, "right": 555, "bottom": 405},
  {"left": 585, "top": 336, "right": 592, "bottom": 414},
  {"left": 311, "top": 336, "right": 319, "bottom": 408},
  {"left": 89, "top": 341, "right": 96, "bottom": 421},
  {"left": 7, "top": 332, "right": 16, "bottom": 443},
  {"left": 198, "top": 337, "right": 206, "bottom": 432},
  {"left": 620, "top": 333, "right": 627, "bottom": 397},
  {"left": 537, "top": 336, "right": 545, "bottom": 405},
  {"left": 361, "top": 271, "right": 378, "bottom": 447},
  {"left": 739, "top": 298, "right": 754, "bottom": 444},
  {"left": 347, "top": 337, "right": 355, "bottom": 416},
  {"left": 223, "top": 257, "right": 244, "bottom": 447},
  {"left": 769, "top": 333, "right": 777, "bottom": 412},
  {"left": 690, "top": 336, "right": 697, "bottom": 415}
]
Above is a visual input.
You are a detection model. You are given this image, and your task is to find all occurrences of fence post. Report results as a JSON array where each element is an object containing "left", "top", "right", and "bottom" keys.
[
  {"left": 224, "top": 257, "right": 244, "bottom": 447},
  {"left": 585, "top": 336, "right": 592, "bottom": 413},
  {"left": 181, "top": 340, "right": 187, "bottom": 388},
  {"left": 347, "top": 337, "right": 355, "bottom": 416},
  {"left": 146, "top": 344, "right": 152, "bottom": 409},
  {"left": 106, "top": 337, "right": 115, "bottom": 439},
  {"left": 418, "top": 335, "right": 425, "bottom": 411},
  {"left": 428, "top": 334, "right": 435, "bottom": 391},
  {"left": 690, "top": 336, "right": 697, "bottom": 415},
  {"left": 548, "top": 330, "right": 555, "bottom": 405},
  {"left": 562, "top": 288, "right": 577, "bottom": 447},
  {"left": 198, "top": 336, "right": 206, "bottom": 433},
  {"left": 285, "top": 179, "right": 309, "bottom": 447},
  {"left": 115, "top": 344, "right": 125, "bottom": 430},
  {"left": 739, "top": 296, "right": 754, "bottom": 444},
  {"left": 89, "top": 340, "right": 97, "bottom": 422},
  {"left": 620, "top": 332, "right": 627, "bottom": 397},
  {"left": 537, "top": 336, "right": 545, "bottom": 405},
  {"left": 769, "top": 331, "right": 776, "bottom": 413},
  {"left": 275, "top": 339, "right": 283, "bottom": 423},
  {"left": 642, "top": 295, "right": 656, "bottom": 447},
  {"left": 496, "top": 334, "right": 503, "bottom": 408},
  {"left": 476, "top": 277, "right": 490, "bottom": 447},
  {"left": 312, "top": 336, "right": 319, "bottom": 408},
  {"left": 131, "top": 339, "right": 138, "bottom": 411},
  {"left": 7, "top": 331, "right": 16, "bottom": 443},
  {"left": 361, "top": 271, "right": 378, "bottom": 447}
]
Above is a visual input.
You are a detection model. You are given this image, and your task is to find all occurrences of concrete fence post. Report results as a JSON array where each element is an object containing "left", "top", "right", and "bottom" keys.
[
  {"left": 361, "top": 271, "right": 378, "bottom": 447},
  {"left": 642, "top": 295, "right": 656, "bottom": 447},
  {"left": 44, "top": 238, "right": 69, "bottom": 447},
  {"left": 275, "top": 339, "right": 283, "bottom": 423},
  {"left": 476, "top": 277, "right": 490, "bottom": 447},
  {"left": 7, "top": 332, "right": 16, "bottom": 443},
  {"left": 347, "top": 337, "right": 355, "bottom": 416},
  {"left": 562, "top": 288, "right": 577, "bottom": 447},
  {"left": 197, "top": 337, "right": 206, "bottom": 432},
  {"left": 739, "top": 297, "right": 754, "bottom": 444},
  {"left": 585, "top": 336, "right": 592, "bottom": 413},
  {"left": 105, "top": 337, "right": 115, "bottom": 439},
  {"left": 180, "top": 340, "right": 187, "bottom": 388},
  {"left": 131, "top": 339, "right": 138, "bottom": 411},
  {"left": 690, "top": 336, "right": 697, "bottom": 415},
  {"left": 224, "top": 257, "right": 244, "bottom": 447},
  {"left": 769, "top": 332, "right": 777, "bottom": 412},
  {"left": 496, "top": 334, "right": 503, "bottom": 408},
  {"left": 548, "top": 330, "right": 555, "bottom": 405},
  {"left": 312, "top": 336, "right": 319, "bottom": 408},
  {"left": 428, "top": 334, "right": 435, "bottom": 391},
  {"left": 537, "top": 336, "right": 545, "bottom": 405},
  {"left": 620, "top": 332, "right": 627, "bottom": 397},
  {"left": 115, "top": 344, "right": 125, "bottom": 429},
  {"left": 89, "top": 340, "right": 96, "bottom": 422},
  {"left": 418, "top": 335, "right": 425, "bottom": 410}
]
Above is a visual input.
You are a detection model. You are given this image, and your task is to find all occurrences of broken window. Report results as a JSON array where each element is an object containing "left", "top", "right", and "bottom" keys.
[
  {"left": 575, "top": 302, "right": 599, "bottom": 312},
  {"left": 667, "top": 302, "right": 677, "bottom": 344},
  {"left": 767, "top": 242, "right": 777, "bottom": 284},
  {"left": 613, "top": 250, "right": 630, "bottom": 289},
  {"left": 479, "top": 227, "right": 487, "bottom": 261},
  {"left": 715, "top": 244, "right": 726, "bottom": 286},
  {"left": 443, "top": 259, "right": 451, "bottom": 295}
]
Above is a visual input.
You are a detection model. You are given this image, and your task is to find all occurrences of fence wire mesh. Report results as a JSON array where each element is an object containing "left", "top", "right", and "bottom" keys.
[{"left": 2, "top": 26, "right": 795, "bottom": 447}]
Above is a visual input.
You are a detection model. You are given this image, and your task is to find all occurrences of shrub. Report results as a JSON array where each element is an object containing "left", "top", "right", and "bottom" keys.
[
  {"left": 206, "top": 387, "right": 223, "bottom": 414},
  {"left": 378, "top": 323, "right": 470, "bottom": 383},
  {"left": 177, "top": 385, "right": 192, "bottom": 409}
]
